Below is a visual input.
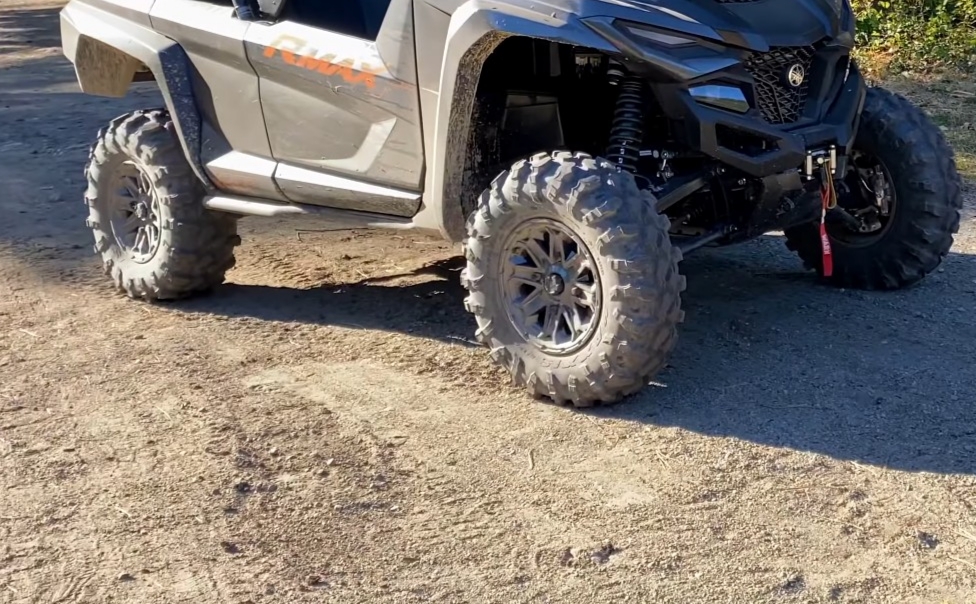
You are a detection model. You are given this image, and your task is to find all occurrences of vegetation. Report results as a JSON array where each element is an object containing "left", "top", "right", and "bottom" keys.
[
  {"left": 853, "top": 0, "right": 976, "bottom": 73},
  {"left": 850, "top": 2, "right": 976, "bottom": 179}
]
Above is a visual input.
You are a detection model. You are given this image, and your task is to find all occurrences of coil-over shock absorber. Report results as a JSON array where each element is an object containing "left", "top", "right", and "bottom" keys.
[{"left": 605, "top": 66, "right": 645, "bottom": 173}]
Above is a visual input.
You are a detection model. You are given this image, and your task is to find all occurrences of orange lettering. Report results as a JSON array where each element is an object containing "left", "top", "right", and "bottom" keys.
[
  {"left": 296, "top": 55, "right": 322, "bottom": 71},
  {"left": 317, "top": 62, "right": 342, "bottom": 76},
  {"left": 345, "top": 71, "right": 376, "bottom": 89},
  {"left": 263, "top": 38, "right": 382, "bottom": 89}
]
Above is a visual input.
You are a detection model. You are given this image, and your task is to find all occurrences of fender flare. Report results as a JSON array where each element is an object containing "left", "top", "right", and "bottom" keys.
[
  {"left": 414, "top": 3, "right": 618, "bottom": 243},
  {"left": 61, "top": 4, "right": 213, "bottom": 189}
]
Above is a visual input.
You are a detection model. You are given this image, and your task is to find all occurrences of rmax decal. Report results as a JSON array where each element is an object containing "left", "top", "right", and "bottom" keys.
[{"left": 262, "top": 34, "right": 385, "bottom": 89}]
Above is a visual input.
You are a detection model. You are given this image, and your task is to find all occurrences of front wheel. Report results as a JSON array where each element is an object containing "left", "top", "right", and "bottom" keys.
[
  {"left": 462, "top": 152, "right": 686, "bottom": 407},
  {"left": 785, "top": 86, "right": 963, "bottom": 290}
]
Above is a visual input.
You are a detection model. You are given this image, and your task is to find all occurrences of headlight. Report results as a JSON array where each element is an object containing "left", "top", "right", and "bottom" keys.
[
  {"left": 617, "top": 22, "right": 698, "bottom": 48},
  {"left": 689, "top": 85, "right": 750, "bottom": 113}
]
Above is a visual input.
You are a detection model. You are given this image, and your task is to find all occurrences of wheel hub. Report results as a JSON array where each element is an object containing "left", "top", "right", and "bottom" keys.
[
  {"left": 831, "top": 150, "right": 896, "bottom": 245},
  {"left": 108, "top": 161, "right": 162, "bottom": 264},
  {"left": 500, "top": 218, "right": 602, "bottom": 354},
  {"left": 543, "top": 271, "right": 566, "bottom": 296},
  {"left": 135, "top": 202, "right": 149, "bottom": 220}
]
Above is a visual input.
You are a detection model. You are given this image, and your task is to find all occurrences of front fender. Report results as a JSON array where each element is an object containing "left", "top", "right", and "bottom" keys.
[
  {"left": 412, "top": 2, "right": 617, "bottom": 242},
  {"left": 61, "top": 3, "right": 212, "bottom": 189}
]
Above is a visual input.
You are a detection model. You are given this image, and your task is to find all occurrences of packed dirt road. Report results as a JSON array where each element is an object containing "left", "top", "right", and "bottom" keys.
[{"left": 2, "top": 2, "right": 976, "bottom": 602}]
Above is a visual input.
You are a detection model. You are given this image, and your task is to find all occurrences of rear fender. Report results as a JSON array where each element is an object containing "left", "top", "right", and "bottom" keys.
[
  {"left": 412, "top": 3, "right": 617, "bottom": 243},
  {"left": 61, "top": 2, "right": 212, "bottom": 189}
]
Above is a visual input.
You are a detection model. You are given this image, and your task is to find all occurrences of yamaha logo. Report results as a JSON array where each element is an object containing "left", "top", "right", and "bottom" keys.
[{"left": 786, "top": 64, "right": 806, "bottom": 88}]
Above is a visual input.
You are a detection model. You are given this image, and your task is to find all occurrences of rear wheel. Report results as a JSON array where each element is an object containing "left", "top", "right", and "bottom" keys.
[
  {"left": 784, "top": 87, "right": 962, "bottom": 289},
  {"left": 462, "top": 152, "right": 685, "bottom": 407},
  {"left": 85, "top": 109, "right": 240, "bottom": 301}
]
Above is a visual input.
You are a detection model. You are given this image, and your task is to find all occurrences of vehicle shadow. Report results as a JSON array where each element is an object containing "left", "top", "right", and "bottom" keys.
[{"left": 176, "top": 238, "right": 976, "bottom": 476}]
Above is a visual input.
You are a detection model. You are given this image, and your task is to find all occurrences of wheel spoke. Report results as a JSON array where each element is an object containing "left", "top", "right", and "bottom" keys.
[
  {"left": 132, "top": 228, "right": 145, "bottom": 254},
  {"left": 574, "top": 282, "right": 597, "bottom": 308},
  {"left": 564, "top": 250, "right": 582, "bottom": 272},
  {"left": 521, "top": 238, "right": 549, "bottom": 269},
  {"left": 511, "top": 263, "right": 543, "bottom": 286},
  {"left": 518, "top": 287, "right": 546, "bottom": 317},
  {"left": 138, "top": 170, "right": 153, "bottom": 195},
  {"left": 145, "top": 225, "right": 159, "bottom": 250},
  {"left": 122, "top": 175, "right": 142, "bottom": 201},
  {"left": 123, "top": 213, "right": 142, "bottom": 233},
  {"left": 542, "top": 305, "right": 561, "bottom": 340},
  {"left": 547, "top": 229, "right": 565, "bottom": 264},
  {"left": 561, "top": 307, "right": 579, "bottom": 341}
]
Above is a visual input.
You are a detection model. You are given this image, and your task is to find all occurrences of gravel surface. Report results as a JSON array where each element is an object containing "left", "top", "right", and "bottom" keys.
[{"left": 2, "top": 2, "right": 976, "bottom": 602}]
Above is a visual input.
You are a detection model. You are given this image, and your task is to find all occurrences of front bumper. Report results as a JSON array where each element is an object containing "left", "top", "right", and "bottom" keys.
[{"left": 654, "top": 60, "right": 866, "bottom": 179}]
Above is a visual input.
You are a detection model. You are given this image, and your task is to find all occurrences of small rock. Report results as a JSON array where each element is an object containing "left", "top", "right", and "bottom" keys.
[
  {"left": 917, "top": 531, "right": 939, "bottom": 549},
  {"left": 269, "top": 447, "right": 279, "bottom": 456},
  {"left": 590, "top": 542, "right": 619, "bottom": 564},
  {"left": 118, "top": 573, "right": 136, "bottom": 582},
  {"left": 782, "top": 574, "right": 805, "bottom": 593},
  {"left": 220, "top": 541, "right": 240, "bottom": 554}
]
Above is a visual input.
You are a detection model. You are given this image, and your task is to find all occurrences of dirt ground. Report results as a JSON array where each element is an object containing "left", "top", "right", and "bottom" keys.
[{"left": 2, "top": 2, "right": 976, "bottom": 603}]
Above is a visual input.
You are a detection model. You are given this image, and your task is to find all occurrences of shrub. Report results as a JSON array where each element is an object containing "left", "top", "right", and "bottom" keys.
[{"left": 852, "top": 0, "right": 976, "bottom": 72}]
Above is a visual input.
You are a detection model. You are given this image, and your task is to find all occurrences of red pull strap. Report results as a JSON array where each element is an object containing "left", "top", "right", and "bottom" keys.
[{"left": 819, "top": 183, "right": 834, "bottom": 278}]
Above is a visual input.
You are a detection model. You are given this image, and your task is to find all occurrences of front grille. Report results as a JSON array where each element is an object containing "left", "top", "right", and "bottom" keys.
[{"left": 744, "top": 46, "right": 816, "bottom": 125}]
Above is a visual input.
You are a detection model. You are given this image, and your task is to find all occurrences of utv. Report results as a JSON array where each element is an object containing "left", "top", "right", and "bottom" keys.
[{"left": 60, "top": 0, "right": 962, "bottom": 406}]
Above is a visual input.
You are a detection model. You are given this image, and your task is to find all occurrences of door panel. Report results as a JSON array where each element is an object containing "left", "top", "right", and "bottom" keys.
[
  {"left": 244, "top": 3, "right": 425, "bottom": 215},
  {"left": 149, "top": 0, "right": 284, "bottom": 200}
]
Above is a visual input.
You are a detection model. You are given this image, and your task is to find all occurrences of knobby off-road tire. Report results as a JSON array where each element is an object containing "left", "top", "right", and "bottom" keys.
[
  {"left": 462, "top": 152, "right": 686, "bottom": 407},
  {"left": 784, "top": 87, "right": 963, "bottom": 290},
  {"left": 85, "top": 109, "right": 240, "bottom": 301}
]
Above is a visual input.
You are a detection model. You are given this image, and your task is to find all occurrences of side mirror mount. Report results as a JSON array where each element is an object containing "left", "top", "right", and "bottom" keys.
[{"left": 255, "top": 0, "right": 286, "bottom": 20}]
